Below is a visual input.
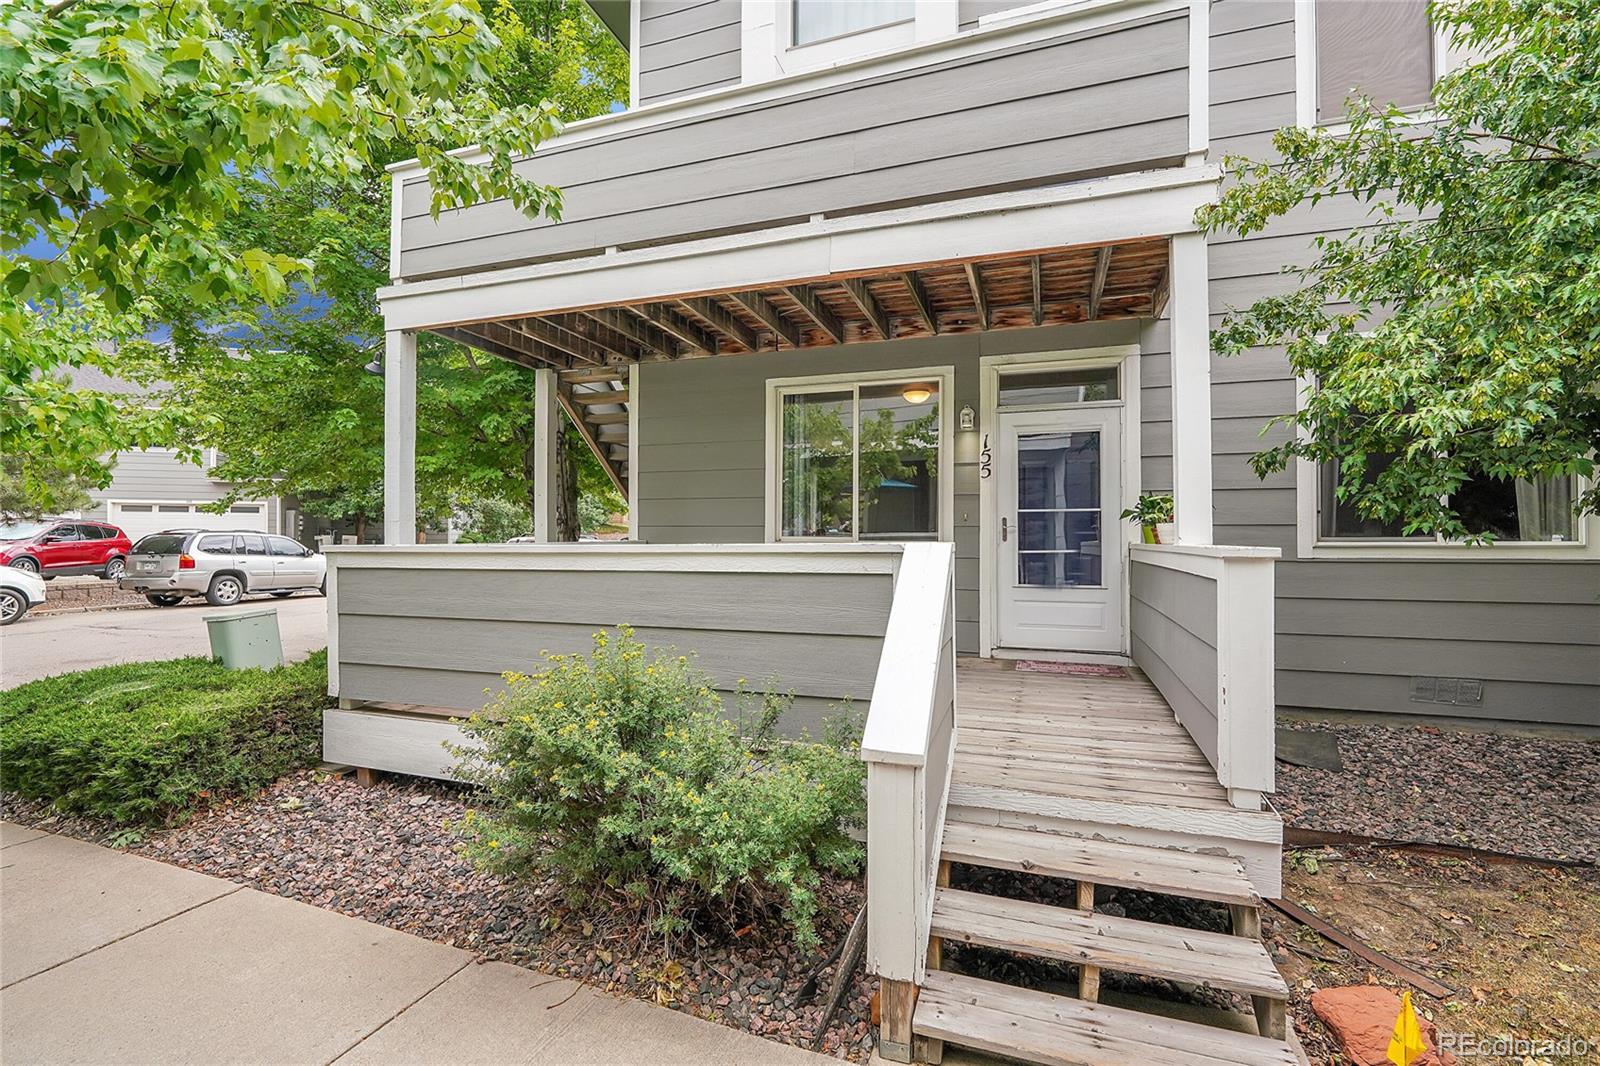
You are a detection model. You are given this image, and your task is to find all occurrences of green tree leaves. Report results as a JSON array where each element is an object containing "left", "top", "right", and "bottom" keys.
[
  {"left": 1, "top": 0, "right": 571, "bottom": 505},
  {"left": 1200, "top": 0, "right": 1599, "bottom": 540},
  {"left": 140, "top": 0, "right": 626, "bottom": 535}
]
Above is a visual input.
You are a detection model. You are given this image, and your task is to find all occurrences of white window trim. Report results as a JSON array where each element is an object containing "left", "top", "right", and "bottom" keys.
[
  {"left": 743, "top": 1, "right": 959, "bottom": 86},
  {"left": 627, "top": 0, "right": 642, "bottom": 110},
  {"left": 977, "top": 345, "right": 1141, "bottom": 657},
  {"left": 627, "top": 362, "right": 641, "bottom": 541},
  {"left": 1291, "top": 375, "right": 1598, "bottom": 560},
  {"left": 1294, "top": 0, "right": 1476, "bottom": 134},
  {"left": 763, "top": 365, "right": 956, "bottom": 545}
]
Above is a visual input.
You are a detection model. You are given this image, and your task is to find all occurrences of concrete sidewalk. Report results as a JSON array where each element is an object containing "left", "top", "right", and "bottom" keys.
[{"left": 0, "top": 823, "right": 825, "bottom": 1065}]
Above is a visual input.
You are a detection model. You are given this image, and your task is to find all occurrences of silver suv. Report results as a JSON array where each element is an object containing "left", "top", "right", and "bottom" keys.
[{"left": 120, "top": 529, "right": 327, "bottom": 607}]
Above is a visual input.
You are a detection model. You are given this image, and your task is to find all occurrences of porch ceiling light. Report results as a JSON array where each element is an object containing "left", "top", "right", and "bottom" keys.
[{"left": 901, "top": 383, "right": 933, "bottom": 405}]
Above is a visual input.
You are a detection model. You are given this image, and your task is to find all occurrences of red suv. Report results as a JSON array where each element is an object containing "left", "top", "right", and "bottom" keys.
[{"left": 0, "top": 519, "right": 134, "bottom": 581}]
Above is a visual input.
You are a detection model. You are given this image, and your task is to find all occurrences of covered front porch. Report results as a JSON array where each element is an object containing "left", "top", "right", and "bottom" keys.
[{"left": 376, "top": 163, "right": 1227, "bottom": 662}]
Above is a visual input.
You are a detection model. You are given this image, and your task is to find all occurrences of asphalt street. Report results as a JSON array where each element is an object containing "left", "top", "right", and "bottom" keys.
[{"left": 0, "top": 595, "right": 328, "bottom": 689}]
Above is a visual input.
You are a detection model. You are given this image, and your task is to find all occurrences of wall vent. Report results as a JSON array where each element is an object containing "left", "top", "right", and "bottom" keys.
[{"left": 1409, "top": 676, "right": 1484, "bottom": 706}]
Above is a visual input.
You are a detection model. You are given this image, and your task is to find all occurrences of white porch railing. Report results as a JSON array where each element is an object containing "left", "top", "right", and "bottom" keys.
[
  {"left": 1128, "top": 543, "right": 1280, "bottom": 809},
  {"left": 858, "top": 542, "right": 959, "bottom": 1062}
]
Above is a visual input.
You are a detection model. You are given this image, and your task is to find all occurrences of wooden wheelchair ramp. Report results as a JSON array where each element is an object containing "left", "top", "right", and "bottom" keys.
[{"left": 906, "top": 660, "right": 1291, "bottom": 1066}]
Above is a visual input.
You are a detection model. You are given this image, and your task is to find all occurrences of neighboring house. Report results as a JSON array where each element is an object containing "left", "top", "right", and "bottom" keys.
[
  {"left": 321, "top": 2, "right": 1599, "bottom": 1063},
  {"left": 69, "top": 366, "right": 289, "bottom": 543}
]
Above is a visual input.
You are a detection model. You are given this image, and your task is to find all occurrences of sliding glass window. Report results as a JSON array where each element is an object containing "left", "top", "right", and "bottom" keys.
[{"left": 779, "top": 379, "right": 941, "bottom": 541}]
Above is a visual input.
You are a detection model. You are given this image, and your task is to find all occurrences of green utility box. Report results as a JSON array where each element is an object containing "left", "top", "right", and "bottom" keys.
[{"left": 205, "top": 607, "right": 284, "bottom": 670}]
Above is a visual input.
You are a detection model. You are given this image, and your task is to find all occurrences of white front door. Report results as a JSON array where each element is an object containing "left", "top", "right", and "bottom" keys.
[{"left": 996, "top": 407, "right": 1123, "bottom": 653}]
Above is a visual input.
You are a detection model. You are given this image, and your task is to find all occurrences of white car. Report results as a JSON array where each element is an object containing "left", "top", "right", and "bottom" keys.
[{"left": 0, "top": 565, "right": 46, "bottom": 625}]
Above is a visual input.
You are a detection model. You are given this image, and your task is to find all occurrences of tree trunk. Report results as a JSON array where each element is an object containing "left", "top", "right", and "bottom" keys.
[
  {"left": 556, "top": 429, "right": 580, "bottom": 542},
  {"left": 522, "top": 425, "right": 581, "bottom": 542},
  {"left": 353, "top": 512, "right": 366, "bottom": 544}
]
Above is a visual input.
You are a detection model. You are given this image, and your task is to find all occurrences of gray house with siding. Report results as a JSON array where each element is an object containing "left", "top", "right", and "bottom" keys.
[
  {"left": 323, "top": 2, "right": 1598, "bottom": 1062},
  {"left": 67, "top": 366, "right": 288, "bottom": 542}
]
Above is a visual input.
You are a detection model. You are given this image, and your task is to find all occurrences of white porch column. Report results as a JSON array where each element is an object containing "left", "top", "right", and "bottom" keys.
[
  {"left": 383, "top": 330, "right": 417, "bottom": 546},
  {"left": 1168, "top": 231, "right": 1215, "bottom": 545},
  {"left": 532, "top": 367, "right": 560, "bottom": 543}
]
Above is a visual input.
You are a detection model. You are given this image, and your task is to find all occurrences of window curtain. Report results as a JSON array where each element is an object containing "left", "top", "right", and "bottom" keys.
[{"left": 1513, "top": 476, "right": 1573, "bottom": 541}]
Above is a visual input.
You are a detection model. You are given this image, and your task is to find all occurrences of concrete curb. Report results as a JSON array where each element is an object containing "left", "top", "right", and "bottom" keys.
[{"left": 33, "top": 602, "right": 155, "bottom": 618}]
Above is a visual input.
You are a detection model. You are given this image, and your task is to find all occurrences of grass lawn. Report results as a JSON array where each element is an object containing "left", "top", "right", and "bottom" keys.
[{"left": 0, "top": 651, "right": 327, "bottom": 823}]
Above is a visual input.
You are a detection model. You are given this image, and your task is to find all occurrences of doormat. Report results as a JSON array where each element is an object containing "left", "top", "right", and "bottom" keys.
[{"left": 1014, "top": 660, "right": 1129, "bottom": 679}]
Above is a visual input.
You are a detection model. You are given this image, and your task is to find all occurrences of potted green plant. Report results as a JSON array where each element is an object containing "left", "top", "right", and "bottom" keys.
[{"left": 1121, "top": 493, "right": 1175, "bottom": 544}]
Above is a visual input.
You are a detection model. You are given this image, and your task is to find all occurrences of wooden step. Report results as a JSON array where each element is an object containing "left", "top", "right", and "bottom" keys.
[
  {"left": 914, "top": 970, "right": 1296, "bottom": 1066},
  {"left": 931, "top": 888, "right": 1288, "bottom": 999},
  {"left": 941, "top": 821, "right": 1259, "bottom": 907},
  {"left": 560, "top": 368, "right": 625, "bottom": 384},
  {"left": 571, "top": 389, "right": 629, "bottom": 405}
]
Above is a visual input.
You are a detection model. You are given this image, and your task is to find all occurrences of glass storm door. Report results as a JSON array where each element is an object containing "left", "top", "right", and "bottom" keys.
[{"left": 996, "top": 407, "right": 1123, "bottom": 652}]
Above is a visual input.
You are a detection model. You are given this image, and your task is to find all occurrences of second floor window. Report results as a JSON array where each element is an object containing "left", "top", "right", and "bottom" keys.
[
  {"left": 792, "top": 0, "right": 915, "bottom": 47},
  {"left": 1315, "top": 0, "right": 1434, "bottom": 123}
]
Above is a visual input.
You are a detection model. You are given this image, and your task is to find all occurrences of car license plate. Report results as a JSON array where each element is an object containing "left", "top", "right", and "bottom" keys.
[{"left": 139, "top": 560, "right": 156, "bottom": 572}]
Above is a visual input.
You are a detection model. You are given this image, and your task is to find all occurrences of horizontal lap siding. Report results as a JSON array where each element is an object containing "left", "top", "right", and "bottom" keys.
[
  {"left": 398, "top": 13, "right": 1191, "bottom": 279},
  {"left": 637, "top": 320, "right": 1148, "bottom": 656},
  {"left": 335, "top": 567, "right": 893, "bottom": 732},
  {"left": 638, "top": 0, "right": 741, "bottom": 104},
  {"left": 1207, "top": 0, "right": 1600, "bottom": 726},
  {"left": 1128, "top": 561, "right": 1220, "bottom": 766},
  {"left": 89, "top": 450, "right": 234, "bottom": 505}
]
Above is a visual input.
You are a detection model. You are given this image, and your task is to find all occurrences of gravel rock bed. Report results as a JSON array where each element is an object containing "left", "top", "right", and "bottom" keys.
[
  {"left": 10, "top": 771, "right": 876, "bottom": 1060},
  {"left": 1275, "top": 721, "right": 1600, "bottom": 863}
]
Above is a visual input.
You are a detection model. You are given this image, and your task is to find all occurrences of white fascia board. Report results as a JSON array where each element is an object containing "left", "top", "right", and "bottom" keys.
[{"left": 379, "top": 166, "right": 1221, "bottom": 332}]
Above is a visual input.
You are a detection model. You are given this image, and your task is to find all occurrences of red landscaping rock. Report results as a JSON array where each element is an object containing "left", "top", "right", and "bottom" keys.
[{"left": 1310, "top": 986, "right": 1455, "bottom": 1066}]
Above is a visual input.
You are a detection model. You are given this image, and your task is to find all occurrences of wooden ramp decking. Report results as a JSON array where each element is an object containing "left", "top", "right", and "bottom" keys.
[
  {"left": 952, "top": 659, "right": 1233, "bottom": 812},
  {"left": 906, "top": 659, "right": 1292, "bottom": 1066},
  {"left": 944, "top": 659, "right": 1282, "bottom": 897}
]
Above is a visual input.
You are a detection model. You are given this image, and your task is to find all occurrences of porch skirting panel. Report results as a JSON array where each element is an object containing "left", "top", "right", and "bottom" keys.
[{"left": 328, "top": 550, "right": 897, "bottom": 736}]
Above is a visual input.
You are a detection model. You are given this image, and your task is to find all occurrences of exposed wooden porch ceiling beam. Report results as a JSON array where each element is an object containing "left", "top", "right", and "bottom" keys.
[
  {"left": 580, "top": 307, "right": 674, "bottom": 359},
  {"left": 902, "top": 272, "right": 938, "bottom": 336},
  {"left": 964, "top": 262, "right": 990, "bottom": 331},
  {"left": 1030, "top": 258, "right": 1044, "bottom": 327},
  {"left": 842, "top": 278, "right": 892, "bottom": 340},
  {"left": 1149, "top": 263, "right": 1171, "bottom": 316},
  {"left": 1088, "top": 244, "right": 1114, "bottom": 320},
  {"left": 781, "top": 284, "right": 845, "bottom": 345},
  {"left": 507, "top": 317, "right": 610, "bottom": 366},
  {"left": 437, "top": 325, "right": 563, "bottom": 371},
  {"left": 556, "top": 383, "right": 626, "bottom": 496},
  {"left": 548, "top": 313, "right": 639, "bottom": 364},
  {"left": 726, "top": 290, "right": 802, "bottom": 349},
  {"left": 676, "top": 297, "right": 758, "bottom": 353},
  {"left": 440, "top": 239, "right": 1172, "bottom": 373},
  {"left": 630, "top": 303, "right": 717, "bottom": 355}
]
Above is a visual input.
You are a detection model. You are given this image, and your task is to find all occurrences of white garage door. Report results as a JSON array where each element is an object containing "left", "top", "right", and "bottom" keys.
[{"left": 109, "top": 501, "right": 271, "bottom": 543}]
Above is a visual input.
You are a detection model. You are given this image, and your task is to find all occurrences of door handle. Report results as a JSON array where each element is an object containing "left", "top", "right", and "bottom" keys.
[{"left": 1001, "top": 517, "right": 1009, "bottom": 542}]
